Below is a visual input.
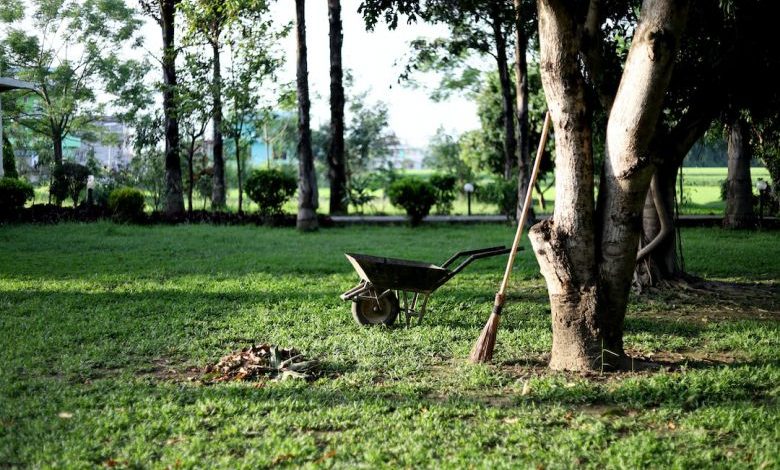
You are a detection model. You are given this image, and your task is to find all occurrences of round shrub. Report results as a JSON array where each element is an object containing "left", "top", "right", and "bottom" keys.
[
  {"left": 245, "top": 168, "right": 297, "bottom": 215},
  {"left": 0, "top": 177, "right": 35, "bottom": 215},
  {"left": 387, "top": 176, "right": 437, "bottom": 226},
  {"left": 108, "top": 187, "right": 145, "bottom": 222},
  {"left": 51, "top": 162, "right": 90, "bottom": 206}
]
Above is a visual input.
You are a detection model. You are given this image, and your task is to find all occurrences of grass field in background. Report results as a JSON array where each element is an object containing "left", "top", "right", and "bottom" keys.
[
  {"left": 29, "top": 167, "right": 771, "bottom": 217},
  {"left": 1, "top": 223, "right": 778, "bottom": 467}
]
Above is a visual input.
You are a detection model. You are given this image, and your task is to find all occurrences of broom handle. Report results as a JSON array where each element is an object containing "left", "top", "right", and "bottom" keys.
[{"left": 497, "top": 110, "right": 552, "bottom": 297}]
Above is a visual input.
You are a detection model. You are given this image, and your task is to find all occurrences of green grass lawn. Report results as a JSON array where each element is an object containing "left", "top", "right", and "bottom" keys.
[{"left": 1, "top": 224, "right": 778, "bottom": 468}]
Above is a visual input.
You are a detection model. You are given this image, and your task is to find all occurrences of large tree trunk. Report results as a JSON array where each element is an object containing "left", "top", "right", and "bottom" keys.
[
  {"left": 636, "top": 164, "right": 680, "bottom": 286},
  {"left": 490, "top": 6, "right": 517, "bottom": 181},
  {"left": 161, "top": 0, "right": 184, "bottom": 217},
  {"left": 636, "top": 109, "right": 716, "bottom": 288},
  {"left": 513, "top": 0, "right": 534, "bottom": 223},
  {"left": 723, "top": 118, "right": 755, "bottom": 228},
  {"left": 327, "top": 0, "right": 347, "bottom": 215},
  {"left": 596, "top": 0, "right": 688, "bottom": 356},
  {"left": 295, "top": 0, "right": 318, "bottom": 231},
  {"left": 211, "top": 40, "right": 226, "bottom": 210},
  {"left": 530, "top": 0, "right": 688, "bottom": 371},
  {"left": 529, "top": 0, "right": 600, "bottom": 371}
]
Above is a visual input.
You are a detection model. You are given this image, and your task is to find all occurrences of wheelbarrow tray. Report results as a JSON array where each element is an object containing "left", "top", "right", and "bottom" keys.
[{"left": 345, "top": 253, "right": 449, "bottom": 293}]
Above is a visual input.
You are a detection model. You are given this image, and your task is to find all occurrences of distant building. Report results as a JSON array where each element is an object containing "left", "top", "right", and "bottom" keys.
[
  {"left": 386, "top": 144, "right": 427, "bottom": 170},
  {"left": 70, "top": 117, "right": 133, "bottom": 170}
]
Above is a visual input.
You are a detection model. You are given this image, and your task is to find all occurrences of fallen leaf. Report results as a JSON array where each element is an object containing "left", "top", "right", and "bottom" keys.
[
  {"left": 667, "top": 421, "right": 677, "bottom": 430},
  {"left": 315, "top": 450, "right": 336, "bottom": 464},
  {"left": 521, "top": 381, "right": 531, "bottom": 396}
]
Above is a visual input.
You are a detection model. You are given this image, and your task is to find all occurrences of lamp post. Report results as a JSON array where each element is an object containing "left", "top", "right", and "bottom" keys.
[
  {"left": 463, "top": 182, "right": 475, "bottom": 216},
  {"left": 87, "top": 175, "right": 95, "bottom": 206},
  {"left": 756, "top": 179, "right": 768, "bottom": 227}
]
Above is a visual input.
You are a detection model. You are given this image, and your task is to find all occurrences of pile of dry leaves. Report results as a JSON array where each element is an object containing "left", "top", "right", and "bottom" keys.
[{"left": 201, "top": 344, "right": 319, "bottom": 384}]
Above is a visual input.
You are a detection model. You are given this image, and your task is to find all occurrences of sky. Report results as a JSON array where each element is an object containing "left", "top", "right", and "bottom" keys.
[{"left": 130, "top": 0, "right": 483, "bottom": 148}]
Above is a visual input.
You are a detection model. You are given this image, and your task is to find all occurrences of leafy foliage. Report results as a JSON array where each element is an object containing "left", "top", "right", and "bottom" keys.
[
  {"left": 476, "top": 177, "right": 517, "bottom": 218},
  {"left": 51, "top": 162, "right": 90, "bottom": 206},
  {"left": 424, "top": 127, "right": 472, "bottom": 183},
  {"left": 108, "top": 187, "right": 145, "bottom": 223},
  {"left": 0, "top": 177, "right": 33, "bottom": 214},
  {"left": 387, "top": 176, "right": 436, "bottom": 225},
  {"left": 2, "top": 135, "right": 18, "bottom": 178},
  {"left": 245, "top": 168, "right": 297, "bottom": 215},
  {"left": 429, "top": 173, "right": 457, "bottom": 215},
  {"left": 346, "top": 175, "right": 375, "bottom": 214}
]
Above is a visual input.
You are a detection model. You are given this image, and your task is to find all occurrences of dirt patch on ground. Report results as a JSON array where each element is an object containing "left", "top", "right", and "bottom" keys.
[{"left": 635, "top": 278, "right": 780, "bottom": 323}]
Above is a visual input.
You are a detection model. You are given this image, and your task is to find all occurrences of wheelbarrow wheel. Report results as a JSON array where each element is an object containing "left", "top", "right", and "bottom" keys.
[{"left": 351, "top": 292, "right": 400, "bottom": 326}]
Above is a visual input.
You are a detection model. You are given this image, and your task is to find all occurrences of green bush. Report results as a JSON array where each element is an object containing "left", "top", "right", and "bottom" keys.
[
  {"left": 245, "top": 168, "right": 297, "bottom": 215},
  {"left": 3, "top": 136, "right": 19, "bottom": 179},
  {"left": 429, "top": 173, "right": 457, "bottom": 215},
  {"left": 387, "top": 176, "right": 437, "bottom": 225},
  {"left": 0, "top": 177, "right": 34, "bottom": 215},
  {"left": 51, "top": 162, "right": 90, "bottom": 206},
  {"left": 108, "top": 187, "right": 145, "bottom": 222},
  {"left": 476, "top": 178, "right": 517, "bottom": 218}
]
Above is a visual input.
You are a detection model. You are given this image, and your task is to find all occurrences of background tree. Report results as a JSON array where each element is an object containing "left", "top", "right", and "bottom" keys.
[
  {"left": 222, "top": 2, "right": 286, "bottom": 214},
  {"left": 182, "top": 0, "right": 227, "bottom": 208},
  {"left": 361, "top": 0, "right": 519, "bottom": 181},
  {"left": 0, "top": 0, "right": 141, "bottom": 168},
  {"left": 328, "top": 0, "right": 348, "bottom": 215},
  {"left": 178, "top": 51, "right": 212, "bottom": 214},
  {"left": 139, "top": 0, "right": 186, "bottom": 216},
  {"left": 294, "top": 0, "right": 318, "bottom": 230}
]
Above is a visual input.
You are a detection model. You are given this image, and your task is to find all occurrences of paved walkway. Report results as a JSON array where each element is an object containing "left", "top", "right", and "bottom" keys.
[{"left": 329, "top": 214, "right": 778, "bottom": 227}]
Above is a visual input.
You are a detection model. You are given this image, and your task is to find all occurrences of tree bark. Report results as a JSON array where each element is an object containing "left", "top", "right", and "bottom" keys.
[
  {"left": 52, "top": 126, "right": 64, "bottom": 167},
  {"left": 187, "top": 138, "right": 195, "bottom": 214},
  {"left": 161, "top": 0, "right": 184, "bottom": 217},
  {"left": 235, "top": 135, "right": 243, "bottom": 214},
  {"left": 636, "top": 106, "right": 716, "bottom": 287},
  {"left": 490, "top": 5, "right": 517, "bottom": 181},
  {"left": 211, "top": 40, "right": 226, "bottom": 210},
  {"left": 514, "top": 0, "right": 534, "bottom": 223},
  {"left": 529, "top": 0, "right": 600, "bottom": 371},
  {"left": 723, "top": 118, "right": 755, "bottom": 228},
  {"left": 295, "top": 0, "right": 318, "bottom": 231},
  {"left": 596, "top": 0, "right": 689, "bottom": 355},
  {"left": 529, "top": 0, "right": 689, "bottom": 371},
  {"left": 327, "top": 0, "right": 347, "bottom": 215}
]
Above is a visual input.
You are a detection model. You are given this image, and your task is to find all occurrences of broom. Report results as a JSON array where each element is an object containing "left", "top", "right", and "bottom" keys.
[{"left": 469, "top": 110, "right": 552, "bottom": 363}]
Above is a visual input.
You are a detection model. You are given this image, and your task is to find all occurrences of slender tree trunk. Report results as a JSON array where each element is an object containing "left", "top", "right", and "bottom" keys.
[
  {"left": 328, "top": 0, "right": 347, "bottom": 215},
  {"left": 724, "top": 118, "right": 755, "bottom": 228},
  {"left": 529, "top": 0, "right": 600, "bottom": 371},
  {"left": 490, "top": 6, "right": 517, "bottom": 181},
  {"left": 513, "top": 0, "right": 533, "bottom": 222},
  {"left": 52, "top": 128, "right": 64, "bottom": 167},
  {"left": 187, "top": 138, "right": 195, "bottom": 214},
  {"left": 161, "top": 0, "right": 184, "bottom": 217},
  {"left": 235, "top": 135, "right": 243, "bottom": 214},
  {"left": 211, "top": 40, "right": 226, "bottom": 210},
  {"left": 596, "top": 0, "right": 689, "bottom": 356},
  {"left": 295, "top": 0, "right": 318, "bottom": 231}
]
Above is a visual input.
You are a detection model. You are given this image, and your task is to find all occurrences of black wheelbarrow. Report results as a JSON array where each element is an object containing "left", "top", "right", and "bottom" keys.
[{"left": 340, "top": 246, "right": 514, "bottom": 326}]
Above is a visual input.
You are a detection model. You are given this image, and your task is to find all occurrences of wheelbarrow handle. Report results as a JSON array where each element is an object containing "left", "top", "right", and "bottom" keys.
[
  {"left": 434, "top": 246, "right": 516, "bottom": 290},
  {"left": 440, "top": 245, "right": 508, "bottom": 269}
]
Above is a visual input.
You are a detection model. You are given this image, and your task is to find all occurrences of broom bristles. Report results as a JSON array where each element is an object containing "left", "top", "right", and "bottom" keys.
[{"left": 469, "top": 310, "right": 501, "bottom": 363}]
